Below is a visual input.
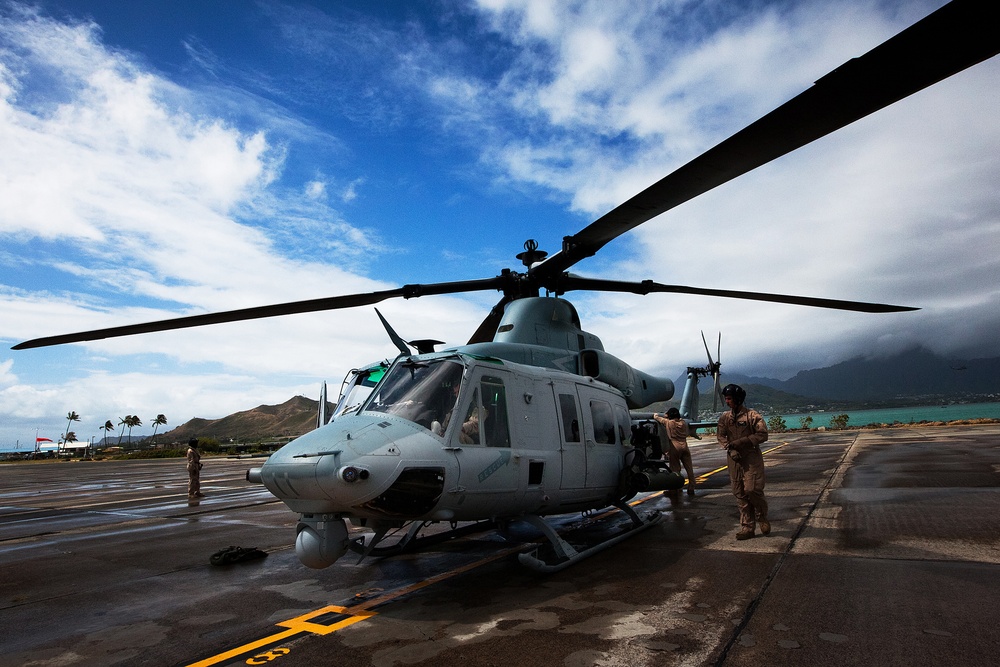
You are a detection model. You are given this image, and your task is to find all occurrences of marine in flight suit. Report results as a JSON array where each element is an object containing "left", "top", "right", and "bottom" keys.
[
  {"left": 186, "top": 438, "right": 204, "bottom": 498},
  {"left": 653, "top": 407, "right": 698, "bottom": 499},
  {"left": 717, "top": 384, "right": 769, "bottom": 539}
]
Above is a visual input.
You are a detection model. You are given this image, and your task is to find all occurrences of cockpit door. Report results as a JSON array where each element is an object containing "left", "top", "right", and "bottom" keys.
[
  {"left": 446, "top": 369, "right": 517, "bottom": 515},
  {"left": 577, "top": 386, "right": 622, "bottom": 490},
  {"left": 553, "top": 381, "right": 586, "bottom": 489}
]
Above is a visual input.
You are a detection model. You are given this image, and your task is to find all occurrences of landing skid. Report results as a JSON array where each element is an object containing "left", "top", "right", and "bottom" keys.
[
  {"left": 347, "top": 519, "right": 496, "bottom": 560},
  {"left": 517, "top": 501, "right": 663, "bottom": 573}
]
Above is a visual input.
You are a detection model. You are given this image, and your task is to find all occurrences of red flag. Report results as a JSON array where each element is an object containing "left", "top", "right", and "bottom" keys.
[{"left": 36, "top": 437, "right": 53, "bottom": 443}]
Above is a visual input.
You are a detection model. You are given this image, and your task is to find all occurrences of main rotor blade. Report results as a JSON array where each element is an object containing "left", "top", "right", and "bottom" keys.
[
  {"left": 701, "top": 330, "right": 715, "bottom": 366},
  {"left": 467, "top": 294, "right": 513, "bottom": 344},
  {"left": 713, "top": 332, "right": 721, "bottom": 411},
  {"left": 551, "top": 276, "right": 919, "bottom": 313},
  {"left": 531, "top": 0, "right": 999, "bottom": 279},
  {"left": 12, "top": 277, "right": 507, "bottom": 350}
]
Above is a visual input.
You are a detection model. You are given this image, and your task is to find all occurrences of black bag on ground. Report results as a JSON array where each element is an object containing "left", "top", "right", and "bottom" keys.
[{"left": 210, "top": 545, "right": 267, "bottom": 565}]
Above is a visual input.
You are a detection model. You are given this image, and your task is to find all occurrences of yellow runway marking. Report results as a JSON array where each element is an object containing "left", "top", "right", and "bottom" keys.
[
  {"left": 186, "top": 547, "right": 524, "bottom": 666},
  {"left": 186, "top": 605, "right": 375, "bottom": 667}
]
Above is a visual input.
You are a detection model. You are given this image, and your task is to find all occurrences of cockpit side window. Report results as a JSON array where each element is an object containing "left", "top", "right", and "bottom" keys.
[
  {"left": 457, "top": 388, "right": 481, "bottom": 445},
  {"left": 480, "top": 376, "right": 510, "bottom": 448},
  {"left": 590, "top": 399, "right": 616, "bottom": 444},
  {"left": 332, "top": 364, "right": 387, "bottom": 419},
  {"left": 364, "top": 359, "right": 464, "bottom": 431},
  {"left": 614, "top": 405, "right": 631, "bottom": 446}
]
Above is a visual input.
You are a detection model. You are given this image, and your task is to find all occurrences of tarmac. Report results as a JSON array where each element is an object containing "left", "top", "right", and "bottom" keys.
[{"left": 2, "top": 424, "right": 999, "bottom": 666}]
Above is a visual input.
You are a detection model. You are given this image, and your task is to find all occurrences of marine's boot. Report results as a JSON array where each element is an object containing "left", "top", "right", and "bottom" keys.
[
  {"left": 759, "top": 518, "right": 771, "bottom": 535},
  {"left": 736, "top": 527, "right": 755, "bottom": 540}
]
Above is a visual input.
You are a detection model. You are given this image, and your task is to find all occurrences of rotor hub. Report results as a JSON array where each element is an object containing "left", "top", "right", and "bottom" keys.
[{"left": 516, "top": 239, "right": 548, "bottom": 268}]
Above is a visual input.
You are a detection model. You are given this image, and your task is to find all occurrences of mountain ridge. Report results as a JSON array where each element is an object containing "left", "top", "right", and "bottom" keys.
[
  {"left": 716, "top": 347, "right": 999, "bottom": 405},
  {"left": 160, "top": 395, "right": 331, "bottom": 444}
]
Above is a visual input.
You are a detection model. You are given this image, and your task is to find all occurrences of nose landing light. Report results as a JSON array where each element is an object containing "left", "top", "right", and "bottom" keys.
[{"left": 340, "top": 466, "right": 370, "bottom": 483}]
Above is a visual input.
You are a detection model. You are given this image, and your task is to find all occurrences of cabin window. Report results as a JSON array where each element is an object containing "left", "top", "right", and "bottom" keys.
[
  {"left": 480, "top": 376, "right": 510, "bottom": 448},
  {"left": 614, "top": 405, "right": 631, "bottom": 446},
  {"left": 590, "top": 400, "right": 616, "bottom": 444},
  {"left": 364, "top": 358, "right": 464, "bottom": 432},
  {"left": 558, "top": 393, "right": 580, "bottom": 442}
]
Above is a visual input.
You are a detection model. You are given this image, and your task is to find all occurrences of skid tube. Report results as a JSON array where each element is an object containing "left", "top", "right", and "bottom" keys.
[
  {"left": 347, "top": 519, "right": 497, "bottom": 560},
  {"left": 517, "top": 501, "right": 663, "bottom": 573}
]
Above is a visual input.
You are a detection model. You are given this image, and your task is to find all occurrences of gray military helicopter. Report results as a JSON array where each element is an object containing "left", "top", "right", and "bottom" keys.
[{"left": 13, "top": 0, "right": 998, "bottom": 571}]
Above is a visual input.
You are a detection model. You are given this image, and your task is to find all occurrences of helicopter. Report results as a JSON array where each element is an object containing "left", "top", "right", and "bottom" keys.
[{"left": 12, "top": 0, "right": 998, "bottom": 571}]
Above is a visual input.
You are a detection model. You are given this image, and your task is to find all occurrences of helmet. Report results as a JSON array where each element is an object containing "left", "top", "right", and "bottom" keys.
[
  {"left": 666, "top": 407, "right": 681, "bottom": 419},
  {"left": 720, "top": 384, "right": 746, "bottom": 405}
]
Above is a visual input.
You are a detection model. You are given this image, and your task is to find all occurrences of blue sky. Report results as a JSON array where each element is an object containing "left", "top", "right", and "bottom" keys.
[{"left": 1, "top": 0, "right": 997, "bottom": 448}]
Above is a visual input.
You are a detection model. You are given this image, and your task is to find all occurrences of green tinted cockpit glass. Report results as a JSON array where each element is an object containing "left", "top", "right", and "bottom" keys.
[{"left": 363, "top": 365, "right": 386, "bottom": 387}]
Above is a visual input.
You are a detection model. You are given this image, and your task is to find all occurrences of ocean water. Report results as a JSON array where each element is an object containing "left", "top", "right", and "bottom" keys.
[{"left": 775, "top": 402, "right": 1000, "bottom": 429}]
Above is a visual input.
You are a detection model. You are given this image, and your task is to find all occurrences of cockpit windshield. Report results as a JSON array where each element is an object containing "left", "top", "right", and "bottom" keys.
[
  {"left": 331, "top": 362, "right": 388, "bottom": 419},
  {"left": 363, "top": 357, "right": 464, "bottom": 432}
]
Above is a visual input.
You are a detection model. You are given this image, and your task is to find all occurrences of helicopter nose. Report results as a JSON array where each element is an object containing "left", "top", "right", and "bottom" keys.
[
  {"left": 260, "top": 454, "right": 334, "bottom": 513},
  {"left": 259, "top": 417, "right": 395, "bottom": 513}
]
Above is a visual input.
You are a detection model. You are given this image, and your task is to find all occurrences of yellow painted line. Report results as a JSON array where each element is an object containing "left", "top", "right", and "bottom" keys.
[
  {"left": 763, "top": 441, "right": 789, "bottom": 454},
  {"left": 353, "top": 546, "right": 526, "bottom": 611},
  {"left": 186, "top": 628, "right": 299, "bottom": 667},
  {"left": 611, "top": 442, "right": 792, "bottom": 509},
  {"left": 694, "top": 441, "right": 789, "bottom": 483},
  {"left": 186, "top": 605, "right": 375, "bottom": 667}
]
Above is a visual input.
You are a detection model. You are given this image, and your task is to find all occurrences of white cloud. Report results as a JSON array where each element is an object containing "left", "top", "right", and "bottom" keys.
[
  {"left": 0, "top": 358, "right": 15, "bottom": 387},
  {"left": 341, "top": 177, "right": 363, "bottom": 203},
  {"left": 305, "top": 179, "right": 326, "bottom": 199},
  {"left": 0, "top": 21, "right": 279, "bottom": 286},
  {"left": 465, "top": 1, "right": 920, "bottom": 218}
]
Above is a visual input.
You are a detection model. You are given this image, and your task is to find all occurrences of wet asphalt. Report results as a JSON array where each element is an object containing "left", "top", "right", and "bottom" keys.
[{"left": 2, "top": 424, "right": 999, "bottom": 666}]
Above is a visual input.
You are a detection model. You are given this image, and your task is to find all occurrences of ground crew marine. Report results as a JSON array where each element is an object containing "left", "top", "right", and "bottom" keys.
[
  {"left": 653, "top": 407, "right": 698, "bottom": 501},
  {"left": 717, "top": 384, "right": 769, "bottom": 539},
  {"left": 186, "top": 438, "right": 204, "bottom": 498}
]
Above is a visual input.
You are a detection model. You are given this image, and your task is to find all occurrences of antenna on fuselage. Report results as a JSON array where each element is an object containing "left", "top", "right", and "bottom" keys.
[{"left": 375, "top": 308, "right": 412, "bottom": 356}]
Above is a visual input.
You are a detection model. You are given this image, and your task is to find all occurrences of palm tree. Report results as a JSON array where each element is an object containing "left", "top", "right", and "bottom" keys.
[
  {"left": 63, "top": 411, "right": 80, "bottom": 454},
  {"left": 125, "top": 415, "right": 142, "bottom": 447},
  {"left": 150, "top": 414, "right": 167, "bottom": 446},
  {"left": 101, "top": 420, "right": 115, "bottom": 447},
  {"left": 117, "top": 416, "right": 130, "bottom": 446}
]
